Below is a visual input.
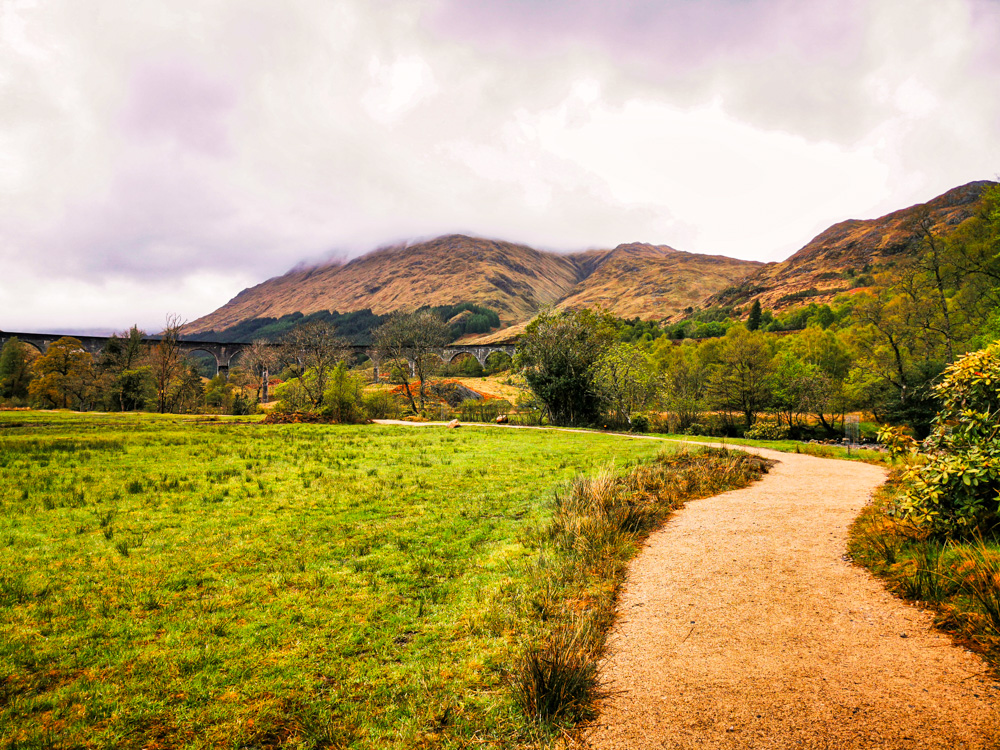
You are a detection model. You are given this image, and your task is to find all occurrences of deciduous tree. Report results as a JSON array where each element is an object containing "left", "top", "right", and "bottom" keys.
[
  {"left": 28, "top": 337, "right": 95, "bottom": 409},
  {"left": 99, "top": 326, "right": 152, "bottom": 411},
  {"left": 280, "top": 321, "right": 350, "bottom": 409},
  {"left": 373, "top": 311, "right": 452, "bottom": 412},
  {"left": 593, "top": 342, "right": 659, "bottom": 427},
  {"left": 0, "top": 337, "right": 34, "bottom": 401},
  {"left": 150, "top": 315, "right": 186, "bottom": 414},
  {"left": 515, "top": 308, "right": 616, "bottom": 426},
  {"left": 706, "top": 325, "right": 773, "bottom": 430}
]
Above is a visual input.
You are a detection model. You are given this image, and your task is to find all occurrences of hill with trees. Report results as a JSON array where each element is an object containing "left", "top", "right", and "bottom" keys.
[{"left": 708, "top": 180, "right": 996, "bottom": 313}]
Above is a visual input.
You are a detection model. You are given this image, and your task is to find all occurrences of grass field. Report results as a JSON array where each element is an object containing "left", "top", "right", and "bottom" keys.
[{"left": 0, "top": 411, "right": 701, "bottom": 749}]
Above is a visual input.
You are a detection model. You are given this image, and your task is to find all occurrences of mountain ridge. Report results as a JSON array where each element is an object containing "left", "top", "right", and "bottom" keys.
[
  {"left": 707, "top": 180, "right": 996, "bottom": 311},
  {"left": 183, "top": 180, "right": 998, "bottom": 336},
  {"left": 183, "top": 235, "right": 761, "bottom": 334}
]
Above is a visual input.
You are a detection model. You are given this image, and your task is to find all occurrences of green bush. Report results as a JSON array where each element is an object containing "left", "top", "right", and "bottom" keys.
[
  {"left": 888, "top": 342, "right": 1000, "bottom": 535},
  {"left": 321, "top": 363, "right": 367, "bottom": 424},
  {"left": 744, "top": 421, "right": 789, "bottom": 440},
  {"left": 361, "top": 390, "right": 400, "bottom": 419},
  {"left": 629, "top": 414, "right": 650, "bottom": 433}
]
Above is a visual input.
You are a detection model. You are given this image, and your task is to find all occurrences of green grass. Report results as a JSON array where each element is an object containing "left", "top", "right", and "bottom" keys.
[{"left": 0, "top": 411, "right": 697, "bottom": 749}]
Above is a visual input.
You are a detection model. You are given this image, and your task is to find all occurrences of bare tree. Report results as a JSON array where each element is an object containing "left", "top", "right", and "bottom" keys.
[
  {"left": 279, "top": 321, "right": 349, "bottom": 408},
  {"left": 238, "top": 339, "right": 279, "bottom": 403},
  {"left": 373, "top": 310, "right": 452, "bottom": 412},
  {"left": 150, "top": 315, "right": 185, "bottom": 414}
]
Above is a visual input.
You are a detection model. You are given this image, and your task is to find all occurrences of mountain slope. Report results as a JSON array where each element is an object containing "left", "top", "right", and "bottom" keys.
[
  {"left": 186, "top": 236, "right": 586, "bottom": 333},
  {"left": 184, "top": 235, "right": 760, "bottom": 334},
  {"left": 708, "top": 180, "right": 997, "bottom": 311},
  {"left": 560, "top": 243, "right": 761, "bottom": 319}
]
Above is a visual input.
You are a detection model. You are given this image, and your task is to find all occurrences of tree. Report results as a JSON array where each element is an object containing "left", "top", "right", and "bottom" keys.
[
  {"left": 170, "top": 364, "right": 206, "bottom": 414},
  {"left": 651, "top": 340, "right": 709, "bottom": 431},
  {"left": 28, "top": 337, "right": 95, "bottom": 409},
  {"left": 593, "top": 342, "right": 659, "bottom": 427},
  {"left": 786, "top": 325, "right": 853, "bottom": 433},
  {"left": 237, "top": 339, "right": 279, "bottom": 403},
  {"left": 150, "top": 315, "right": 186, "bottom": 414},
  {"left": 0, "top": 337, "right": 34, "bottom": 401},
  {"left": 770, "top": 350, "right": 814, "bottom": 430},
  {"left": 515, "top": 308, "right": 617, "bottom": 426},
  {"left": 705, "top": 325, "right": 773, "bottom": 430},
  {"left": 373, "top": 310, "right": 452, "bottom": 413},
  {"left": 280, "top": 321, "right": 350, "bottom": 409},
  {"left": 99, "top": 326, "right": 152, "bottom": 411},
  {"left": 747, "top": 300, "right": 762, "bottom": 331}
]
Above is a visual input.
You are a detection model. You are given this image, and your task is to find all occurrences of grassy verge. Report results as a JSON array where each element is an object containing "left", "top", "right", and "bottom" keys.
[
  {"left": 655, "top": 432, "right": 888, "bottom": 465},
  {"left": 848, "top": 477, "right": 1000, "bottom": 669},
  {"left": 0, "top": 411, "right": 763, "bottom": 749}
]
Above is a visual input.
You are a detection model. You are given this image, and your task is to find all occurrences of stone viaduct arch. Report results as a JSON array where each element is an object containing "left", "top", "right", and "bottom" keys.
[{"left": 366, "top": 344, "right": 517, "bottom": 381}]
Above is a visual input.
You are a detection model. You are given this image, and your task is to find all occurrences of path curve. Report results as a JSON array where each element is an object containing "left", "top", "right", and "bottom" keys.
[
  {"left": 371, "top": 422, "right": 1000, "bottom": 745},
  {"left": 585, "top": 446, "right": 1000, "bottom": 749}
]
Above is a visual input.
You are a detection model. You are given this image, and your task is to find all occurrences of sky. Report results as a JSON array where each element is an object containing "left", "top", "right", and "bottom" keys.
[{"left": 2, "top": 0, "right": 999, "bottom": 333}]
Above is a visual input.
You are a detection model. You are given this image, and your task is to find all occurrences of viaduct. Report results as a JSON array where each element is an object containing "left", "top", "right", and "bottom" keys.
[{"left": 0, "top": 330, "right": 519, "bottom": 382}]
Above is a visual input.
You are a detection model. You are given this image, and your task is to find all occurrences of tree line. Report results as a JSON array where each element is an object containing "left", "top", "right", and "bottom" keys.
[{"left": 0, "top": 309, "right": 478, "bottom": 420}]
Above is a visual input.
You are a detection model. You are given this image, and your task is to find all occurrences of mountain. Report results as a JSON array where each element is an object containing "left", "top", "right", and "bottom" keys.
[
  {"left": 706, "top": 180, "right": 997, "bottom": 312},
  {"left": 184, "top": 181, "right": 996, "bottom": 338},
  {"left": 557, "top": 243, "right": 758, "bottom": 319},
  {"left": 183, "top": 235, "right": 761, "bottom": 335}
]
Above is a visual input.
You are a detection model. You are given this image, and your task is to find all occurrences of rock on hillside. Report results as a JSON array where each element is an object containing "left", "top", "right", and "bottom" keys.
[{"left": 708, "top": 180, "right": 996, "bottom": 311}]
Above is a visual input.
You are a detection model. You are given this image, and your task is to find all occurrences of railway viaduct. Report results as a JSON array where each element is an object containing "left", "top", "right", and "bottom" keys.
[{"left": 0, "top": 330, "right": 518, "bottom": 381}]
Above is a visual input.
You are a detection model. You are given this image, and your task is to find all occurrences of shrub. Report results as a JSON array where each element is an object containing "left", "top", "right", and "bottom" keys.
[
  {"left": 744, "top": 421, "right": 789, "bottom": 440},
  {"left": 629, "top": 414, "right": 650, "bottom": 433},
  {"left": 361, "top": 390, "right": 400, "bottom": 419},
  {"left": 889, "top": 342, "right": 1000, "bottom": 535}
]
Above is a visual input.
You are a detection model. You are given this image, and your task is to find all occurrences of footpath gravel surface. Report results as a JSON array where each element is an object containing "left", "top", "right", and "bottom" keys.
[{"left": 585, "top": 446, "right": 1000, "bottom": 749}]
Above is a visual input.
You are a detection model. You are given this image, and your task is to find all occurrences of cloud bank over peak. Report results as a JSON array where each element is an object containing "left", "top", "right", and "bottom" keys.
[{"left": 1, "top": 0, "right": 998, "bottom": 331}]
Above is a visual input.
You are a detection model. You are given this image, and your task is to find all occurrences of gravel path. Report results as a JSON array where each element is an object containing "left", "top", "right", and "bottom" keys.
[{"left": 585, "top": 446, "right": 1000, "bottom": 749}]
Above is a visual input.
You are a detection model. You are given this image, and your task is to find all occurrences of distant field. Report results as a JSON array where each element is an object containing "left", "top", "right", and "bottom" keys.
[{"left": 0, "top": 412, "right": 673, "bottom": 749}]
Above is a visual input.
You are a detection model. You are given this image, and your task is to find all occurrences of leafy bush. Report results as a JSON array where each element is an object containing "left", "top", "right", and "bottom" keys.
[
  {"left": 361, "top": 390, "right": 400, "bottom": 419},
  {"left": 629, "top": 414, "right": 650, "bottom": 433},
  {"left": 887, "top": 342, "right": 1000, "bottom": 535},
  {"left": 321, "top": 362, "right": 367, "bottom": 423},
  {"left": 744, "top": 421, "right": 789, "bottom": 440}
]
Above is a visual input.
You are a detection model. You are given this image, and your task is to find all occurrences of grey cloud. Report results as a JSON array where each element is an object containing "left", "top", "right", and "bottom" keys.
[{"left": 2, "top": 0, "right": 999, "bottom": 330}]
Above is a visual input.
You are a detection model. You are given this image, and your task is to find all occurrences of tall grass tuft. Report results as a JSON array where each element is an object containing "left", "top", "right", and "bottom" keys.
[
  {"left": 954, "top": 539, "right": 1000, "bottom": 637},
  {"left": 511, "top": 619, "right": 603, "bottom": 724}
]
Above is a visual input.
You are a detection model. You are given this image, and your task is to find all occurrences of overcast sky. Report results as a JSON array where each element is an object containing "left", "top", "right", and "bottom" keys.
[{"left": 2, "top": 0, "right": 999, "bottom": 332}]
